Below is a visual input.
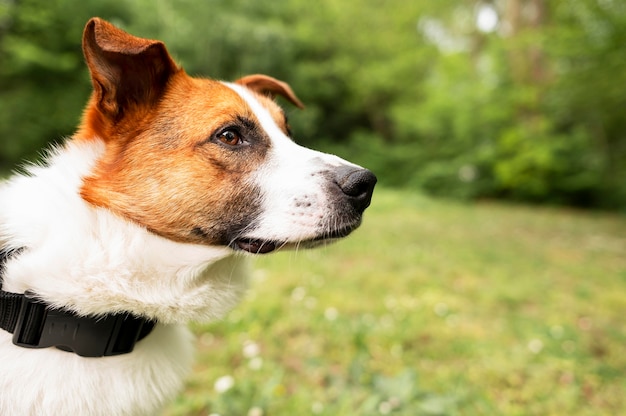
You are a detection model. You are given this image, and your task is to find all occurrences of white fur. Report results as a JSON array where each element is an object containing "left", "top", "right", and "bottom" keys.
[
  {"left": 0, "top": 324, "right": 194, "bottom": 415},
  {"left": 0, "top": 140, "right": 249, "bottom": 415}
]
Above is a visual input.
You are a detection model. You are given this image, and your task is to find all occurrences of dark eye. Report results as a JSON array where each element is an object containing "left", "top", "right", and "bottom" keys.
[{"left": 218, "top": 129, "right": 243, "bottom": 146}]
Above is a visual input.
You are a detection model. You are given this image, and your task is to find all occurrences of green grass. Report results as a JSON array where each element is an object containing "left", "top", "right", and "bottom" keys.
[{"left": 164, "top": 188, "right": 626, "bottom": 416}]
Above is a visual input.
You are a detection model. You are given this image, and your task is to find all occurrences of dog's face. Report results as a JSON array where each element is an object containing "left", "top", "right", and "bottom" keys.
[{"left": 79, "top": 19, "right": 375, "bottom": 254}]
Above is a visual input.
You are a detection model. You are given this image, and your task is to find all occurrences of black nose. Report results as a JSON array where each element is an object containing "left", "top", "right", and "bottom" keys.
[{"left": 335, "top": 167, "right": 377, "bottom": 213}]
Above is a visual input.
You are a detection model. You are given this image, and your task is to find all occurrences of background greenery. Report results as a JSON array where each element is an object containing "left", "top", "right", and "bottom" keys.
[
  {"left": 1, "top": 0, "right": 625, "bottom": 209},
  {"left": 1, "top": 1, "right": 625, "bottom": 415}
]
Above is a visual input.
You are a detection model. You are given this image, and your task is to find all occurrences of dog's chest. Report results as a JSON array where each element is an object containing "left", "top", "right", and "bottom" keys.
[{"left": 0, "top": 324, "right": 194, "bottom": 415}]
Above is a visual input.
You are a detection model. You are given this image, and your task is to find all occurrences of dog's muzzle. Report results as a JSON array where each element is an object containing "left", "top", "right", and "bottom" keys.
[{"left": 234, "top": 166, "right": 377, "bottom": 255}]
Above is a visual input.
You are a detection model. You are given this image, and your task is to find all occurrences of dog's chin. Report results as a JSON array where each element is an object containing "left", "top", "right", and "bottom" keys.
[{"left": 233, "top": 223, "right": 360, "bottom": 255}]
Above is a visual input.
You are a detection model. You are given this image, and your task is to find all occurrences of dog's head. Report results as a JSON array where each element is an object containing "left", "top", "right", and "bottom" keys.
[{"left": 78, "top": 18, "right": 376, "bottom": 254}]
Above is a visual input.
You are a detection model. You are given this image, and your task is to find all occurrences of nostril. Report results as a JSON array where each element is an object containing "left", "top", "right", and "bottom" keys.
[{"left": 335, "top": 167, "right": 377, "bottom": 212}]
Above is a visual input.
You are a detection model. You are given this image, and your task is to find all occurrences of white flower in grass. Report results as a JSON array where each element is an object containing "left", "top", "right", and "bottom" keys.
[
  {"left": 243, "top": 340, "right": 260, "bottom": 358},
  {"left": 248, "top": 356, "right": 263, "bottom": 370},
  {"left": 214, "top": 375, "right": 234, "bottom": 393},
  {"left": 324, "top": 307, "right": 339, "bottom": 321},
  {"left": 433, "top": 302, "right": 448, "bottom": 317},
  {"left": 247, "top": 407, "right": 264, "bottom": 416},
  {"left": 528, "top": 339, "right": 544, "bottom": 354},
  {"left": 311, "top": 402, "right": 324, "bottom": 414},
  {"left": 291, "top": 286, "right": 307, "bottom": 302}
]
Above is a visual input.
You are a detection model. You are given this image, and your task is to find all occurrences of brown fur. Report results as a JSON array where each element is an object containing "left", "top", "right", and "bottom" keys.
[{"left": 78, "top": 18, "right": 301, "bottom": 246}]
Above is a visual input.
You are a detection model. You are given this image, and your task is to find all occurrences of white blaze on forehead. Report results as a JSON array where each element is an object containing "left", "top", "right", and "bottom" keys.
[{"left": 222, "top": 82, "right": 292, "bottom": 146}]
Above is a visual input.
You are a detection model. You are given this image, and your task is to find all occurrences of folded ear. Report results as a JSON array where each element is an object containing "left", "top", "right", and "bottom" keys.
[
  {"left": 235, "top": 74, "right": 305, "bottom": 109},
  {"left": 82, "top": 18, "right": 179, "bottom": 119}
]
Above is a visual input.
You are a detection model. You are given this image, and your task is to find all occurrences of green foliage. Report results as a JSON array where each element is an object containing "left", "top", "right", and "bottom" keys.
[
  {"left": 1, "top": 0, "right": 625, "bottom": 209},
  {"left": 0, "top": 0, "right": 131, "bottom": 167}
]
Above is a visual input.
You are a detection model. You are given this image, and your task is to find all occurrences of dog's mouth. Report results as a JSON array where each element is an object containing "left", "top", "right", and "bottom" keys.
[
  {"left": 233, "top": 224, "right": 359, "bottom": 255},
  {"left": 234, "top": 239, "right": 279, "bottom": 254}
]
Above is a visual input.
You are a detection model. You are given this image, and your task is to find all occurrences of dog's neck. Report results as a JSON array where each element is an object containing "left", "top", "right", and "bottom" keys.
[{"left": 0, "top": 138, "right": 249, "bottom": 325}]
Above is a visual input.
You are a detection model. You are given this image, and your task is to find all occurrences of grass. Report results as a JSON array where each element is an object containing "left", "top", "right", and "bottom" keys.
[{"left": 163, "top": 187, "right": 626, "bottom": 416}]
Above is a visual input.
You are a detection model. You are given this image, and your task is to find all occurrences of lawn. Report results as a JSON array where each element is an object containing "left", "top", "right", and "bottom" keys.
[{"left": 164, "top": 187, "right": 626, "bottom": 416}]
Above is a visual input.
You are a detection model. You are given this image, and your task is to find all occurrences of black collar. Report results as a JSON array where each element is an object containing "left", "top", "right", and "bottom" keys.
[{"left": 0, "top": 248, "right": 155, "bottom": 357}]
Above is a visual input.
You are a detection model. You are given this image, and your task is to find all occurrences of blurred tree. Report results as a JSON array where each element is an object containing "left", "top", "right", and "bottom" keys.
[
  {"left": 0, "top": 0, "right": 131, "bottom": 170},
  {"left": 545, "top": 0, "right": 626, "bottom": 207},
  {"left": 383, "top": 0, "right": 626, "bottom": 208}
]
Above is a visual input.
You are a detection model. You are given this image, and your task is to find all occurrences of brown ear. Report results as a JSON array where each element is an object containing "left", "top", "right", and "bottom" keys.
[
  {"left": 235, "top": 74, "right": 305, "bottom": 109},
  {"left": 82, "top": 18, "right": 179, "bottom": 119}
]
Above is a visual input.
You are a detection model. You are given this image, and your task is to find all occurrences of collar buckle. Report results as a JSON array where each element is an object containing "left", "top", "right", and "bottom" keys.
[{"left": 12, "top": 291, "right": 154, "bottom": 357}]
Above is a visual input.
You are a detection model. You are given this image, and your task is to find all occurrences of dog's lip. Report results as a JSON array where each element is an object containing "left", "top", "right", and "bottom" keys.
[
  {"left": 233, "top": 223, "right": 359, "bottom": 255},
  {"left": 235, "top": 239, "right": 278, "bottom": 254}
]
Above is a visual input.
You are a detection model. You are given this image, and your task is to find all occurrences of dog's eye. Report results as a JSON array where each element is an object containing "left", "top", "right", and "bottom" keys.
[{"left": 218, "top": 129, "right": 243, "bottom": 146}]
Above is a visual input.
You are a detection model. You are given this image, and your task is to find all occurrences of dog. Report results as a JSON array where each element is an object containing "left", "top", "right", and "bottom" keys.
[{"left": 0, "top": 17, "right": 375, "bottom": 415}]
